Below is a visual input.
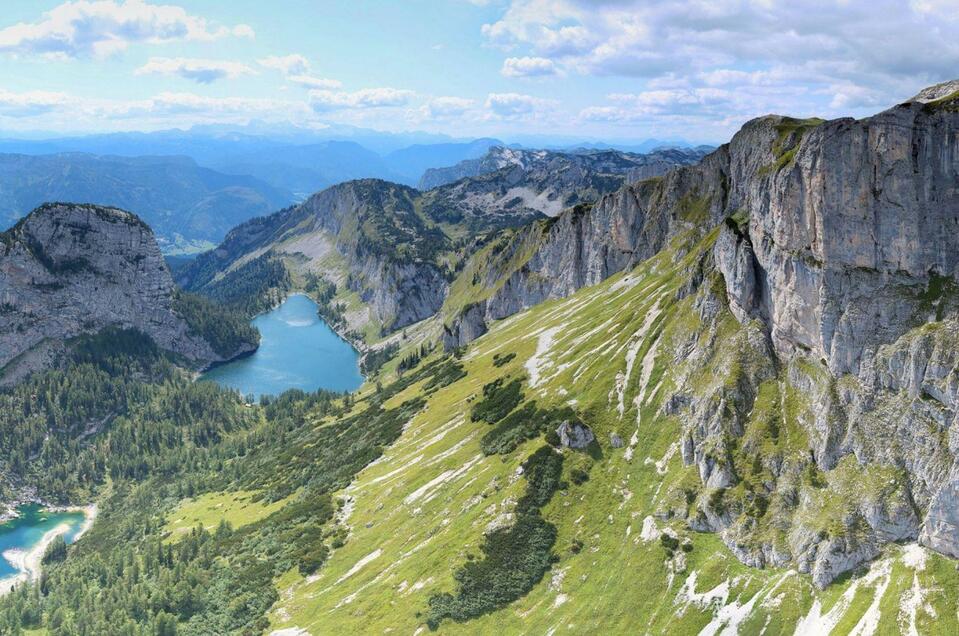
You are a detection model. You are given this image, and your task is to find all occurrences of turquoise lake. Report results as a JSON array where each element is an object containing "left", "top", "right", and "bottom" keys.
[
  {"left": 201, "top": 293, "right": 364, "bottom": 399},
  {"left": 0, "top": 505, "right": 87, "bottom": 579}
]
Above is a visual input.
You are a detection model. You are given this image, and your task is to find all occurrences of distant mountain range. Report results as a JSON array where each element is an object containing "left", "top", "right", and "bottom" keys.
[
  {"left": 0, "top": 125, "right": 706, "bottom": 191},
  {"left": 0, "top": 153, "right": 293, "bottom": 253},
  {"left": 0, "top": 127, "right": 709, "bottom": 252},
  {"left": 419, "top": 145, "right": 711, "bottom": 193}
]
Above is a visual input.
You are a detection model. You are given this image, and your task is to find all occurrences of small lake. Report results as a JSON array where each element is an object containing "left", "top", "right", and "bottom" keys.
[
  {"left": 201, "top": 293, "right": 364, "bottom": 399},
  {"left": 0, "top": 505, "right": 88, "bottom": 581}
]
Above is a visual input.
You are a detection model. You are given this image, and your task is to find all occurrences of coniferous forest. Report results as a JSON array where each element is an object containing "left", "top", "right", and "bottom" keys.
[{"left": 0, "top": 320, "right": 464, "bottom": 634}]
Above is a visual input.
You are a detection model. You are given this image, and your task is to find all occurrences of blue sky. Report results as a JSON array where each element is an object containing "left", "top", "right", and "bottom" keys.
[{"left": 1, "top": 0, "right": 957, "bottom": 144}]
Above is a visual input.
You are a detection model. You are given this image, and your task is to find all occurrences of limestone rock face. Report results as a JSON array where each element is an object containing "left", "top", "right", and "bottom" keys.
[
  {"left": 921, "top": 471, "right": 959, "bottom": 557},
  {"left": 181, "top": 180, "right": 450, "bottom": 333},
  {"left": 0, "top": 203, "right": 234, "bottom": 378},
  {"left": 910, "top": 79, "right": 959, "bottom": 102},
  {"left": 557, "top": 421, "right": 595, "bottom": 449},
  {"left": 724, "top": 103, "right": 959, "bottom": 376},
  {"left": 442, "top": 148, "right": 728, "bottom": 348},
  {"left": 446, "top": 94, "right": 959, "bottom": 376},
  {"left": 446, "top": 83, "right": 959, "bottom": 586}
]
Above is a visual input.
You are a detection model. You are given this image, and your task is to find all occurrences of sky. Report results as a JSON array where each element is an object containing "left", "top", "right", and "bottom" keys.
[{"left": 0, "top": 0, "right": 958, "bottom": 144}]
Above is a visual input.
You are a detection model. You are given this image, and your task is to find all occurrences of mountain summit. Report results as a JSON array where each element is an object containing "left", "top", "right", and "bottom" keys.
[
  {"left": 909, "top": 78, "right": 959, "bottom": 103},
  {"left": 0, "top": 203, "right": 256, "bottom": 382}
]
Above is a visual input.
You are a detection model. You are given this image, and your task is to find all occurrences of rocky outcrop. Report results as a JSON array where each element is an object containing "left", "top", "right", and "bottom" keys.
[
  {"left": 442, "top": 150, "right": 728, "bottom": 348},
  {"left": 556, "top": 421, "right": 595, "bottom": 449},
  {"left": 0, "top": 203, "right": 249, "bottom": 380},
  {"left": 676, "top": 86, "right": 959, "bottom": 585},
  {"left": 715, "top": 101, "right": 959, "bottom": 376},
  {"left": 180, "top": 180, "right": 450, "bottom": 333}
]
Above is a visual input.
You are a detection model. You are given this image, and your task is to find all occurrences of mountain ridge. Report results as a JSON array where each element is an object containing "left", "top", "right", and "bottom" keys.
[
  {"left": 2, "top": 82, "right": 959, "bottom": 635},
  {"left": 432, "top": 82, "right": 959, "bottom": 587},
  {"left": 418, "top": 145, "right": 710, "bottom": 193},
  {"left": 180, "top": 145, "right": 710, "bottom": 343}
]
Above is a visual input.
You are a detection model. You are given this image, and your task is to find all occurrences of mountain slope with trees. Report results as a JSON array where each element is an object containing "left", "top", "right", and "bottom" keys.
[{"left": 3, "top": 83, "right": 959, "bottom": 635}]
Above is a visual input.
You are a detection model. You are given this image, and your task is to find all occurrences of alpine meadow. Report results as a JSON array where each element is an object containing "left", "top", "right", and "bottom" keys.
[{"left": 1, "top": 1, "right": 959, "bottom": 635}]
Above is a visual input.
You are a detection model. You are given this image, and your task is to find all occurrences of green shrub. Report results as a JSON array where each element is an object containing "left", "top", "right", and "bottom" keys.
[
  {"left": 427, "top": 445, "right": 563, "bottom": 629},
  {"left": 426, "top": 515, "right": 557, "bottom": 629},
  {"left": 470, "top": 378, "right": 523, "bottom": 423},
  {"left": 41, "top": 536, "right": 68, "bottom": 565},
  {"left": 480, "top": 403, "right": 547, "bottom": 455},
  {"left": 492, "top": 352, "right": 516, "bottom": 367},
  {"left": 660, "top": 534, "right": 680, "bottom": 554},
  {"left": 570, "top": 468, "right": 590, "bottom": 486}
]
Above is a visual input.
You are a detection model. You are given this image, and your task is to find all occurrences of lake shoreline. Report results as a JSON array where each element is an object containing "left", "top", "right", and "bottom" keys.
[
  {"left": 0, "top": 503, "right": 97, "bottom": 597},
  {"left": 195, "top": 291, "right": 368, "bottom": 385},
  {"left": 200, "top": 293, "right": 364, "bottom": 399}
]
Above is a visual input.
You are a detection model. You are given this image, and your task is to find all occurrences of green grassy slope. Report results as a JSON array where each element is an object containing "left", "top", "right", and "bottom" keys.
[
  {"left": 12, "top": 210, "right": 951, "bottom": 634},
  {"left": 252, "top": 225, "right": 959, "bottom": 634}
]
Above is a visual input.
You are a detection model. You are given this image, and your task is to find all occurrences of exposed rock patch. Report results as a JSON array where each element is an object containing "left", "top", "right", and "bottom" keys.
[
  {"left": 557, "top": 421, "right": 595, "bottom": 449},
  {"left": 0, "top": 203, "right": 250, "bottom": 378}
]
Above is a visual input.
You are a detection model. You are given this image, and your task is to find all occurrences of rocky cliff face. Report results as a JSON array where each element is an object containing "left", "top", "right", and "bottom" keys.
[
  {"left": 441, "top": 82, "right": 959, "bottom": 585},
  {"left": 441, "top": 149, "right": 727, "bottom": 348},
  {"left": 702, "top": 85, "right": 959, "bottom": 582},
  {"left": 0, "top": 203, "right": 250, "bottom": 381},
  {"left": 445, "top": 89, "right": 959, "bottom": 367},
  {"left": 180, "top": 180, "right": 452, "bottom": 333},
  {"left": 284, "top": 181, "right": 451, "bottom": 330},
  {"left": 716, "top": 100, "right": 959, "bottom": 376}
]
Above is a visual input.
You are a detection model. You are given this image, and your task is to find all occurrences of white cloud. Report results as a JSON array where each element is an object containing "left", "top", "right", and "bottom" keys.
[
  {"left": 258, "top": 53, "right": 341, "bottom": 90},
  {"left": 258, "top": 54, "right": 310, "bottom": 76},
  {"left": 501, "top": 56, "right": 557, "bottom": 78},
  {"left": 828, "top": 83, "right": 888, "bottom": 110},
  {"left": 0, "top": 0, "right": 253, "bottom": 58},
  {"left": 231, "top": 24, "right": 255, "bottom": 39},
  {"left": 484, "top": 92, "right": 554, "bottom": 119},
  {"left": 578, "top": 105, "right": 623, "bottom": 123},
  {"left": 83, "top": 93, "right": 314, "bottom": 130},
  {"left": 309, "top": 87, "right": 415, "bottom": 111},
  {"left": 608, "top": 88, "right": 737, "bottom": 115},
  {"left": 421, "top": 96, "right": 476, "bottom": 118},
  {"left": 483, "top": 0, "right": 959, "bottom": 117},
  {"left": 0, "top": 88, "right": 315, "bottom": 132},
  {"left": 0, "top": 89, "right": 71, "bottom": 117},
  {"left": 135, "top": 57, "right": 255, "bottom": 84},
  {"left": 288, "top": 75, "right": 342, "bottom": 90}
]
